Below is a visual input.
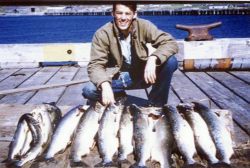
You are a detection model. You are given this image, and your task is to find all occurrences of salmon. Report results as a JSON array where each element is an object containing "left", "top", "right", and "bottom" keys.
[
  {"left": 192, "top": 102, "right": 234, "bottom": 167},
  {"left": 45, "top": 105, "right": 84, "bottom": 163}
]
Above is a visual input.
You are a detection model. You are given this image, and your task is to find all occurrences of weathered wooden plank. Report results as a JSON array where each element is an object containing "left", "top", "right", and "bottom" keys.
[
  {"left": 0, "top": 142, "right": 10, "bottom": 167},
  {"left": 229, "top": 71, "right": 250, "bottom": 84},
  {"left": 185, "top": 71, "right": 250, "bottom": 135},
  {"left": 171, "top": 69, "right": 217, "bottom": 108},
  {"left": 0, "top": 68, "right": 40, "bottom": 92},
  {"left": 125, "top": 87, "right": 178, "bottom": 107},
  {"left": 0, "top": 67, "right": 61, "bottom": 104},
  {"left": 0, "top": 104, "right": 36, "bottom": 139},
  {"left": 168, "top": 88, "right": 181, "bottom": 105},
  {"left": 26, "top": 67, "right": 79, "bottom": 105},
  {"left": 207, "top": 71, "right": 250, "bottom": 104},
  {"left": 0, "top": 68, "right": 20, "bottom": 82},
  {"left": 0, "top": 78, "right": 89, "bottom": 97},
  {"left": 57, "top": 67, "right": 88, "bottom": 106},
  {"left": 0, "top": 68, "right": 40, "bottom": 99},
  {"left": 126, "top": 89, "right": 148, "bottom": 106}
]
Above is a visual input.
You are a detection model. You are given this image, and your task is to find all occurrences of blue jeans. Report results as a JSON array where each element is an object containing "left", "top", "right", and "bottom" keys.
[{"left": 82, "top": 56, "right": 178, "bottom": 106}]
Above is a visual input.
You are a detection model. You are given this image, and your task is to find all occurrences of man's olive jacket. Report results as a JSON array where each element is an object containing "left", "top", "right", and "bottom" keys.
[{"left": 88, "top": 18, "right": 179, "bottom": 89}]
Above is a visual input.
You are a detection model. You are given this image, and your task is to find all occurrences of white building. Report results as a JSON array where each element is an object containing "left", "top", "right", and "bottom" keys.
[{"left": 209, "top": 5, "right": 229, "bottom": 9}]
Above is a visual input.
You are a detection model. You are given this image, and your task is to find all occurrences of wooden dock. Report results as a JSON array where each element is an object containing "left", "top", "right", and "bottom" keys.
[{"left": 0, "top": 65, "right": 250, "bottom": 168}]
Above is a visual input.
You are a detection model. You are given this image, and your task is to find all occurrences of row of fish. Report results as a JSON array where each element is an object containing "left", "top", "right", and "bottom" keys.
[
  {"left": 2, "top": 100, "right": 234, "bottom": 168},
  {"left": 126, "top": 103, "right": 234, "bottom": 168}
]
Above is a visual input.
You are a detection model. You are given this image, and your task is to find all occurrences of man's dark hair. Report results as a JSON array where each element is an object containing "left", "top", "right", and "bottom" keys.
[{"left": 113, "top": 2, "right": 137, "bottom": 12}]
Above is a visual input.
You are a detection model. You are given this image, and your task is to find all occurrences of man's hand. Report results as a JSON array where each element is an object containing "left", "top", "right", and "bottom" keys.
[
  {"left": 101, "top": 81, "right": 115, "bottom": 106},
  {"left": 144, "top": 56, "right": 158, "bottom": 84}
]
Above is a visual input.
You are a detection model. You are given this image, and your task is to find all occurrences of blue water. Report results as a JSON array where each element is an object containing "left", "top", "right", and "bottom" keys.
[{"left": 0, "top": 15, "right": 249, "bottom": 44}]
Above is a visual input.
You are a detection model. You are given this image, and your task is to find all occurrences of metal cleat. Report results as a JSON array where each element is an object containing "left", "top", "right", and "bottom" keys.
[{"left": 175, "top": 21, "right": 222, "bottom": 41}]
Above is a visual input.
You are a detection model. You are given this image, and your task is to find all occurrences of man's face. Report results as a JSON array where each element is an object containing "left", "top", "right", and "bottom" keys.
[{"left": 112, "top": 4, "right": 137, "bottom": 34}]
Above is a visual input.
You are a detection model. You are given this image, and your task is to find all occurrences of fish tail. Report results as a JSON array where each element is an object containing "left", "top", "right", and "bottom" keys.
[
  {"left": 210, "top": 162, "right": 232, "bottom": 168},
  {"left": 183, "top": 163, "right": 206, "bottom": 168},
  {"left": 1, "top": 157, "right": 16, "bottom": 165},
  {"left": 7, "top": 162, "right": 22, "bottom": 168},
  {"left": 70, "top": 160, "right": 89, "bottom": 167},
  {"left": 1, "top": 158, "right": 10, "bottom": 163},
  {"left": 118, "top": 158, "right": 131, "bottom": 165},
  {"left": 129, "top": 163, "right": 147, "bottom": 168},
  {"left": 95, "top": 161, "right": 118, "bottom": 167},
  {"left": 44, "top": 157, "right": 57, "bottom": 163}
]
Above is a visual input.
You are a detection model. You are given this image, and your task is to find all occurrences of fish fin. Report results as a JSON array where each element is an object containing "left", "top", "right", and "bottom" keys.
[
  {"left": 58, "top": 147, "right": 67, "bottom": 154},
  {"left": 148, "top": 113, "right": 163, "bottom": 120},
  {"left": 117, "top": 130, "right": 121, "bottom": 138},
  {"left": 90, "top": 141, "right": 96, "bottom": 151},
  {"left": 70, "top": 160, "right": 89, "bottom": 167},
  {"left": 95, "top": 161, "right": 118, "bottom": 167},
  {"left": 42, "top": 102, "right": 56, "bottom": 106},
  {"left": 152, "top": 125, "right": 156, "bottom": 132},
  {"left": 42, "top": 102, "right": 57, "bottom": 108},
  {"left": 33, "top": 155, "right": 53, "bottom": 163},
  {"left": 147, "top": 115, "right": 156, "bottom": 132},
  {"left": 42, "top": 142, "right": 46, "bottom": 148},
  {"left": 77, "top": 108, "right": 85, "bottom": 116},
  {"left": 67, "top": 140, "right": 72, "bottom": 147},
  {"left": 98, "top": 114, "right": 103, "bottom": 124},
  {"left": 94, "top": 133, "right": 98, "bottom": 141},
  {"left": 210, "top": 162, "right": 232, "bottom": 168}
]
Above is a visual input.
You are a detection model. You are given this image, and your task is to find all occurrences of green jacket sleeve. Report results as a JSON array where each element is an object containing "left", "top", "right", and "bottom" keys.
[
  {"left": 87, "top": 30, "right": 111, "bottom": 89},
  {"left": 144, "top": 20, "right": 179, "bottom": 65}
]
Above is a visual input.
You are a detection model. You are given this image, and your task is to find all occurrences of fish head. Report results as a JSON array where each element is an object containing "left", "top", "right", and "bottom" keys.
[
  {"left": 42, "top": 102, "right": 58, "bottom": 113},
  {"left": 76, "top": 108, "right": 85, "bottom": 116},
  {"left": 177, "top": 103, "right": 194, "bottom": 113},
  {"left": 94, "top": 101, "right": 105, "bottom": 114},
  {"left": 115, "top": 96, "right": 127, "bottom": 106},
  {"left": 129, "top": 104, "right": 142, "bottom": 116},
  {"left": 108, "top": 102, "right": 120, "bottom": 115},
  {"left": 29, "top": 107, "right": 41, "bottom": 118},
  {"left": 191, "top": 102, "right": 209, "bottom": 112},
  {"left": 122, "top": 105, "right": 130, "bottom": 114},
  {"left": 162, "top": 104, "right": 177, "bottom": 114}
]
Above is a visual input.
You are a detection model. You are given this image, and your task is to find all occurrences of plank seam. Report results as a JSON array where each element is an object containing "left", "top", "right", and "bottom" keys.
[
  {"left": 177, "top": 68, "right": 218, "bottom": 108},
  {"left": 169, "top": 85, "right": 182, "bottom": 103},
  {"left": 228, "top": 71, "right": 250, "bottom": 85},
  {"left": 15, "top": 68, "right": 42, "bottom": 89},
  {"left": 0, "top": 69, "right": 21, "bottom": 83},
  {"left": 206, "top": 72, "right": 250, "bottom": 105},
  {"left": 24, "top": 67, "right": 63, "bottom": 105},
  {"left": 55, "top": 67, "right": 81, "bottom": 105}
]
